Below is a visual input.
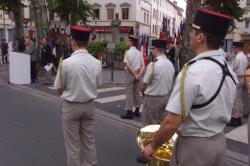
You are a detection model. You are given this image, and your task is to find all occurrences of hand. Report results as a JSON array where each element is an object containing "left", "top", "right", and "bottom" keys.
[
  {"left": 134, "top": 74, "right": 140, "bottom": 81},
  {"left": 143, "top": 144, "right": 155, "bottom": 160}
]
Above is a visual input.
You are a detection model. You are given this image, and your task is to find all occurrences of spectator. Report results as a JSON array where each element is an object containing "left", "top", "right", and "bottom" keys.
[
  {"left": 40, "top": 37, "right": 53, "bottom": 85},
  {"left": 1, "top": 39, "right": 8, "bottom": 64},
  {"left": 24, "top": 37, "right": 37, "bottom": 83}
]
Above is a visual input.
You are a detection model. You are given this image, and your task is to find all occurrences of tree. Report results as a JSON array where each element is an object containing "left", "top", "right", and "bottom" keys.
[
  {"left": 0, "top": 0, "right": 24, "bottom": 39},
  {"left": 180, "top": 0, "right": 247, "bottom": 66},
  {"left": 47, "top": 0, "right": 93, "bottom": 25},
  {"left": 202, "top": 0, "right": 247, "bottom": 29},
  {"left": 179, "top": 0, "right": 202, "bottom": 68}
]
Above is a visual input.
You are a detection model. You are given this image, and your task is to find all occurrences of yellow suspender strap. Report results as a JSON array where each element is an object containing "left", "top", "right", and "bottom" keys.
[
  {"left": 59, "top": 57, "right": 64, "bottom": 89},
  {"left": 180, "top": 63, "right": 189, "bottom": 122},
  {"left": 148, "top": 62, "right": 155, "bottom": 84}
]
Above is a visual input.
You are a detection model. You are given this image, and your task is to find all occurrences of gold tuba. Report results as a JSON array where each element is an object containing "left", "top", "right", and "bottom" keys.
[{"left": 136, "top": 125, "right": 178, "bottom": 166}]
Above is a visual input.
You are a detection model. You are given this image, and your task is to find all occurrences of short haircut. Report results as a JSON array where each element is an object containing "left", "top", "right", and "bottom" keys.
[
  {"left": 194, "top": 28, "right": 223, "bottom": 50},
  {"left": 75, "top": 39, "right": 88, "bottom": 47},
  {"left": 157, "top": 48, "right": 166, "bottom": 54}
]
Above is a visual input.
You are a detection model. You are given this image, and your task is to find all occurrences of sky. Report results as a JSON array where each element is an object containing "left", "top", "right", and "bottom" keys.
[{"left": 176, "top": 0, "right": 187, "bottom": 15}]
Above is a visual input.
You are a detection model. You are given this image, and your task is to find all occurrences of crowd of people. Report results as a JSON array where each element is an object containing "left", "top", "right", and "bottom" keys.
[
  {"left": 0, "top": 35, "right": 72, "bottom": 84},
  {"left": 0, "top": 7, "right": 249, "bottom": 166},
  {"left": 52, "top": 8, "right": 249, "bottom": 166}
]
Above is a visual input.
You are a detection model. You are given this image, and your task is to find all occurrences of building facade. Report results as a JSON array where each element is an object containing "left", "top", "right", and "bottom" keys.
[
  {"left": 86, "top": 0, "right": 184, "bottom": 41},
  {"left": 0, "top": 0, "right": 35, "bottom": 43},
  {"left": 225, "top": 0, "right": 250, "bottom": 53}
]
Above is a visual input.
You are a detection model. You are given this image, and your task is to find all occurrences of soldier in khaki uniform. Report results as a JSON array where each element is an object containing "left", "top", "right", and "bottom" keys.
[
  {"left": 143, "top": 8, "right": 237, "bottom": 166},
  {"left": 121, "top": 35, "right": 145, "bottom": 119},
  {"left": 228, "top": 41, "right": 248, "bottom": 127},
  {"left": 54, "top": 26, "right": 102, "bottom": 166},
  {"left": 137, "top": 39, "right": 175, "bottom": 164}
]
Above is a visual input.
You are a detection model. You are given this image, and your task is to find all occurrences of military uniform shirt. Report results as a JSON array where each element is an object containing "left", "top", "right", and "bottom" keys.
[
  {"left": 234, "top": 51, "right": 248, "bottom": 76},
  {"left": 143, "top": 55, "right": 175, "bottom": 96},
  {"left": 166, "top": 50, "right": 237, "bottom": 137},
  {"left": 54, "top": 49, "right": 102, "bottom": 103},
  {"left": 123, "top": 46, "right": 144, "bottom": 71}
]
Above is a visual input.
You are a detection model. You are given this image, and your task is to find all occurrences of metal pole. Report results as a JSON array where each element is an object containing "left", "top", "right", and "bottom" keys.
[
  {"left": 3, "top": 11, "right": 6, "bottom": 39},
  {"left": 111, "top": 51, "right": 114, "bottom": 82}
]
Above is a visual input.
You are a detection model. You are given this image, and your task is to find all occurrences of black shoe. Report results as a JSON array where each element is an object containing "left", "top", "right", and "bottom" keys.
[
  {"left": 243, "top": 113, "right": 249, "bottom": 118},
  {"left": 133, "top": 112, "right": 140, "bottom": 117},
  {"left": 237, "top": 117, "right": 242, "bottom": 126},
  {"left": 121, "top": 111, "right": 133, "bottom": 119},
  {"left": 227, "top": 118, "right": 240, "bottom": 127},
  {"left": 137, "top": 156, "right": 148, "bottom": 164}
]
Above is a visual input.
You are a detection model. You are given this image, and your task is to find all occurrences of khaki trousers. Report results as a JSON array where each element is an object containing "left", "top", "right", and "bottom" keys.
[
  {"left": 169, "top": 133, "right": 226, "bottom": 166},
  {"left": 125, "top": 70, "right": 141, "bottom": 110},
  {"left": 232, "top": 77, "right": 244, "bottom": 118},
  {"left": 62, "top": 101, "right": 97, "bottom": 166},
  {"left": 142, "top": 94, "right": 169, "bottom": 125}
]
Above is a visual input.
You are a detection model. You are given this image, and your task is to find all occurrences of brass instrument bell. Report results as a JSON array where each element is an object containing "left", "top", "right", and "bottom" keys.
[{"left": 136, "top": 125, "right": 178, "bottom": 166}]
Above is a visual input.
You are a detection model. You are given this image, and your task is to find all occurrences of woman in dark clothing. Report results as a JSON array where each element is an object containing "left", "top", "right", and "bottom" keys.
[
  {"left": 1, "top": 39, "right": 8, "bottom": 64},
  {"left": 40, "top": 37, "right": 53, "bottom": 84},
  {"left": 17, "top": 37, "right": 26, "bottom": 53}
]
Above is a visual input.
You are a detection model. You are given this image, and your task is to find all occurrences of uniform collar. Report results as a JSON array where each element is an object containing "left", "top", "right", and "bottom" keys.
[
  {"left": 192, "top": 50, "right": 221, "bottom": 61},
  {"left": 71, "top": 48, "right": 88, "bottom": 57},
  {"left": 156, "top": 54, "right": 166, "bottom": 60},
  {"left": 130, "top": 46, "right": 137, "bottom": 50},
  {"left": 236, "top": 51, "right": 244, "bottom": 56}
]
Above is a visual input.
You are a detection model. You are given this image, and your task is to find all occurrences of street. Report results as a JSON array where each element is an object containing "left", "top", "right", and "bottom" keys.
[
  {"left": 0, "top": 64, "right": 249, "bottom": 166},
  {"left": 0, "top": 80, "right": 142, "bottom": 166}
]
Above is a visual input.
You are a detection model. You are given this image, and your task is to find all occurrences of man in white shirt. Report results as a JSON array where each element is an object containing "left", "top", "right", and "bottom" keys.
[
  {"left": 121, "top": 35, "right": 145, "bottom": 119},
  {"left": 218, "top": 42, "right": 228, "bottom": 60},
  {"left": 228, "top": 41, "right": 248, "bottom": 127},
  {"left": 143, "top": 8, "right": 237, "bottom": 166},
  {"left": 137, "top": 39, "right": 175, "bottom": 164},
  {"left": 54, "top": 26, "right": 102, "bottom": 166}
]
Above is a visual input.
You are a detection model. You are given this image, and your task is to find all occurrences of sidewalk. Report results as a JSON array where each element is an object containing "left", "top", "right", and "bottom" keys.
[{"left": 0, "top": 63, "right": 249, "bottom": 165}]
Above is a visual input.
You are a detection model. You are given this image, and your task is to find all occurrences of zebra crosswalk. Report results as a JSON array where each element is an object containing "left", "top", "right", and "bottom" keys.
[{"left": 48, "top": 86, "right": 126, "bottom": 104}]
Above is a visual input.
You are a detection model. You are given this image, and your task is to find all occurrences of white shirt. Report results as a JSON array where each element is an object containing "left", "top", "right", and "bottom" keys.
[
  {"left": 166, "top": 50, "right": 237, "bottom": 137},
  {"left": 234, "top": 51, "right": 248, "bottom": 76},
  {"left": 123, "top": 46, "right": 144, "bottom": 71},
  {"left": 54, "top": 49, "right": 102, "bottom": 103},
  {"left": 143, "top": 55, "right": 175, "bottom": 96},
  {"left": 218, "top": 48, "right": 227, "bottom": 59}
]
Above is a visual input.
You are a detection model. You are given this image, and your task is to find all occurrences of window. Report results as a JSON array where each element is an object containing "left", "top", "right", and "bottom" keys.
[
  {"left": 93, "top": 8, "right": 100, "bottom": 20},
  {"left": 144, "top": 12, "right": 146, "bottom": 23},
  {"left": 147, "top": 13, "right": 149, "bottom": 24},
  {"left": 122, "top": 8, "right": 129, "bottom": 20},
  {"left": 8, "top": 29, "right": 13, "bottom": 41},
  {"left": 247, "top": 0, "right": 250, "bottom": 6},
  {"left": 29, "top": 6, "right": 33, "bottom": 21},
  {"left": 246, "top": 20, "right": 250, "bottom": 29},
  {"left": 107, "top": 8, "right": 114, "bottom": 20},
  {"left": 0, "top": 29, "right": 3, "bottom": 41},
  {"left": 49, "top": 12, "right": 54, "bottom": 20}
]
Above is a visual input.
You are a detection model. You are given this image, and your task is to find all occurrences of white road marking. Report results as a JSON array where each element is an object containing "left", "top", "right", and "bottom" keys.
[
  {"left": 226, "top": 124, "right": 248, "bottom": 144},
  {"left": 97, "top": 87, "right": 125, "bottom": 93},
  {"left": 47, "top": 86, "right": 57, "bottom": 90},
  {"left": 95, "top": 95, "right": 126, "bottom": 103}
]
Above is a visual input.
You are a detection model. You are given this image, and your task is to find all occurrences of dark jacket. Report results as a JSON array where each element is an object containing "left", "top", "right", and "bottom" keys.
[
  {"left": 1, "top": 43, "right": 8, "bottom": 55},
  {"left": 40, "top": 44, "right": 53, "bottom": 66},
  {"left": 166, "top": 46, "right": 175, "bottom": 65}
]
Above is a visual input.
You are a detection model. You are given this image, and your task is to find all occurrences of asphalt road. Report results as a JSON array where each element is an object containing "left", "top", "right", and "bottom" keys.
[{"left": 0, "top": 82, "right": 142, "bottom": 166}]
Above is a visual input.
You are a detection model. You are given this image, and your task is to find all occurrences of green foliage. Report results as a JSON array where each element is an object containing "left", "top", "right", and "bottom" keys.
[
  {"left": 0, "top": 0, "right": 24, "bottom": 13},
  {"left": 87, "top": 40, "right": 108, "bottom": 57},
  {"left": 202, "top": 0, "right": 247, "bottom": 29},
  {"left": 114, "top": 41, "right": 128, "bottom": 56},
  {"left": 47, "top": 0, "right": 93, "bottom": 25}
]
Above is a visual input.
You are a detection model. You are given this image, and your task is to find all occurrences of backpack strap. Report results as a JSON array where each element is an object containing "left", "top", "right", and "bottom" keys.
[{"left": 191, "top": 57, "right": 236, "bottom": 109}]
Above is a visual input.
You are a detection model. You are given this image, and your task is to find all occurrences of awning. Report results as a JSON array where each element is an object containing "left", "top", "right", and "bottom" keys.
[{"left": 91, "top": 26, "right": 133, "bottom": 33}]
